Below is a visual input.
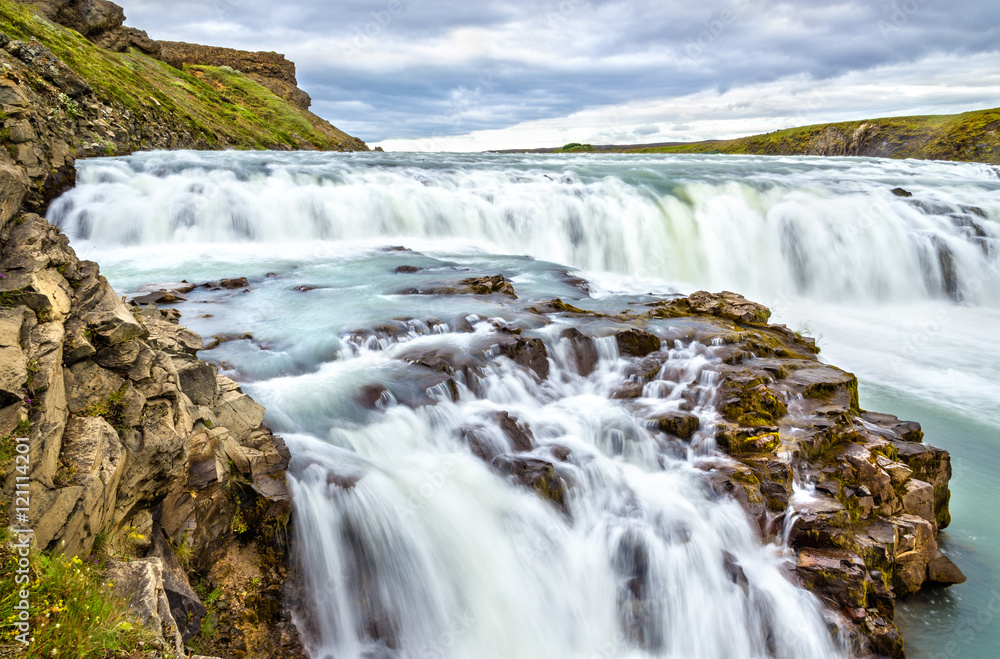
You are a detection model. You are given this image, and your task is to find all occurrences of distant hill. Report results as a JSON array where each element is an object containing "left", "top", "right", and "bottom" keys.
[{"left": 501, "top": 108, "right": 1000, "bottom": 164}]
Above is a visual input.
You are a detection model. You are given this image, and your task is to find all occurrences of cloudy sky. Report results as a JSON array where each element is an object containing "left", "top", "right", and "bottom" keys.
[{"left": 114, "top": 0, "right": 1000, "bottom": 151}]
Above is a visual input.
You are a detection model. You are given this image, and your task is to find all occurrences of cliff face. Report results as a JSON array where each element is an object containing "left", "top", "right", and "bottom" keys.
[
  {"left": 0, "top": 209, "right": 304, "bottom": 657},
  {"left": 158, "top": 41, "right": 313, "bottom": 111},
  {"left": 0, "top": 0, "right": 364, "bottom": 656},
  {"left": 20, "top": 1, "right": 318, "bottom": 110}
]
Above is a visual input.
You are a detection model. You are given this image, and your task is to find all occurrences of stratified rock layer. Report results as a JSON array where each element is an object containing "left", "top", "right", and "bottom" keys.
[{"left": 0, "top": 211, "right": 304, "bottom": 657}]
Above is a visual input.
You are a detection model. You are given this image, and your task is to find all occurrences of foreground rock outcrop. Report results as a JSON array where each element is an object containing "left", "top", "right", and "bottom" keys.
[
  {"left": 0, "top": 0, "right": 367, "bottom": 655},
  {"left": 0, "top": 209, "right": 304, "bottom": 656}
]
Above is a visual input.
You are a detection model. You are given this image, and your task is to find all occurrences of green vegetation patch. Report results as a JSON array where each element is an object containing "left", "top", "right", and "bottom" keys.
[
  {"left": 556, "top": 143, "right": 596, "bottom": 153},
  {"left": 0, "top": 536, "right": 157, "bottom": 657}
]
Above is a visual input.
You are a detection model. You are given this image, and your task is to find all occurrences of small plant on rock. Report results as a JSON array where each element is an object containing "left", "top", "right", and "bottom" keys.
[{"left": 58, "top": 92, "right": 81, "bottom": 119}]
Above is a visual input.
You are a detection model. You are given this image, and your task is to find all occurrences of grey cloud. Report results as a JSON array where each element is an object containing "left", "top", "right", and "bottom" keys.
[{"left": 115, "top": 0, "right": 1000, "bottom": 144}]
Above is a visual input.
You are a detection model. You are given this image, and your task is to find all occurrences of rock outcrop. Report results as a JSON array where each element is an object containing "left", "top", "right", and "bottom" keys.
[
  {"left": 0, "top": 209, "right": 303, "bottom": 656},
  {"left": 1, "top": 0, "right": 367, "bottom": 214},
  {"left": 17, "top": 0, "right": 162, "bottom": 56},
  {"left": 15, "top": 0, "right": 320, "bottom": 111},
  {"left": 157, "top": 41, "right": 312, "bottom": 111},
  {"left": 0, "top": 3, "right": 355, "bottom": 655}
]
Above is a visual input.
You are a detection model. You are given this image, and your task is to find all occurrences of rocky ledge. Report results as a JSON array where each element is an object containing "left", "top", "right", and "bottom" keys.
[
  {"left": 334, "top": 281, "right": 964, "bottom": 659},
  {"left": 0, "top": 210, "right": 305, "bottom": 657}
]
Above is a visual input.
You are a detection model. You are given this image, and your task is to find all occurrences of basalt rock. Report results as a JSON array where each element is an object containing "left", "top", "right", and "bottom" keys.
[
  {"left": 0, "top": 213, "right": 303, "bottom": 657},
  {"left": 402, "top": 273, "right": 518, "bottom": 298},
  {"left": 615, "top": 327, "right": 660, "bottom": 357},
  {"left": 560, "top": 327, "right": 599, "bottom": 376}
]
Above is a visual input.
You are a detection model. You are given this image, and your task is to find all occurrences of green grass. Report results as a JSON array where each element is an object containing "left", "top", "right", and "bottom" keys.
[
  {"left": 0, "top": 533, "right": 158, "bottom": 657},
  {"left": 0, "top": 0, "right": 362, "bottom": 150},
  {"left": 77, "top": 385, "right": 128, "bottom": 430},
  {"left": 626, "top": 108, "right": 1000, "bottom": 164}
]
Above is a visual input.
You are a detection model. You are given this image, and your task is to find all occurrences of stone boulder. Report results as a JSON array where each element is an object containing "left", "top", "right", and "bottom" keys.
[
  {"left": 106, "top": 557, "right": 185, "bottom": 656},
  {"left": 3, "top": 38, "right": 92, "bottom": 97},
  {"left": 491, "top": 455, "right": 568, "bottom": 515},
  {"left": 615, "top": 328, "right": 660, "bottom": 357},
  {"left": 678, "top": 290, "right": 771, "bottom": 324},
  {"left": 560, "top": 327, "right": 599, "bottom": 376}
]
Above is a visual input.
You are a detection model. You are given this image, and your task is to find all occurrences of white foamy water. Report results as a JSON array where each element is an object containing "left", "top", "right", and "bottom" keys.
[{"left": 50, "top": 151, "right": 1000, "bottom": 659}]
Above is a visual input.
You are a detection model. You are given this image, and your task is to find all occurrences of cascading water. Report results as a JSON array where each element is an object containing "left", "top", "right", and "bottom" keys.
[
  {"left": 284, "top": 327, "right": 843, "bottom": 658},
  {"left": 48, "top": 151, "right": 999, "bottom": 305},
  {"left": 50, "top": 151, "right": 1000, "bottom": 659}
]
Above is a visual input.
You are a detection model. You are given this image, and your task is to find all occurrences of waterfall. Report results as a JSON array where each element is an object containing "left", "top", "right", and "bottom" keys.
[
  {"left": 273, "top": 325, "right": 845, "bottom": 658},
  {"left": 49, "top": 150, "right": 1000, "bottom": 658},
  {"left": 49, "top": 151, "right": 1000, "bottom": 306}
]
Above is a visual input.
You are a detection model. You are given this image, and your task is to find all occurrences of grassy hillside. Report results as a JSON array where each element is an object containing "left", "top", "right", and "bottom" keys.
[
  {"left": 627, "top": 108, "right": 1000, "bottom": 164},
  {"left": 0, "top": 0, "right": 365, "bottom": 151}
]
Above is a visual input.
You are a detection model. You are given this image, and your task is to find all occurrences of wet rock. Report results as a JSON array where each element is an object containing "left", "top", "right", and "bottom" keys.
[
  {"left": 647, "top": 411, "right": 700, "bottom": 440},
  {"left": 719, "top": 380, "right": 787, "bottom": 427},
  {"left": 796, "top": 549, "right": 870, "bottom": 610},
  {"left": 560, "top": 327, "right": 599, "bottom": 376},
  {"left": 357, "top": 384, "right": 391, "bottom": 410},
  {"left": 610, "top": 381, "right": 645, "bottom": 400},
  {"left": 715, "top": 425, "right": 780, "bottom": 456},
  {"left": 138, "top": 281, "right": 196, "bottom": 295},
  {"left": 221, "top": 277, "right": 249, "bottom": 289},
  {"left": 678, "top": 290, "right": 771, "bottom": 324},
  {"left": 615, "top": 328, "right": 660, "bottom": 357},
  {"left": 460, "top": 274, "right": 517, "bottom": 297},
  {"left": 461, "top": 411, "right": 535, "bottom": 460},
  {"left": 490, "top": 411, "right": 535, "bottom": 452},
  {"left": 496, "top": 335, "right": 550, "bottom": 380},
  {"left": 723, "top": 551, "right": 749, "bottom": 593},
  {"left": 927, "top": 552, "right": 967, "bottom": 585},
  {"left": 928, "top": 235, "right": 961, "bottom": 301},
  {"left": 786, "top": 365, "right": 859, "bottom": 411},
  {"left": 624, "top": 353, "right": 665, "bottom": 381},
  {"left": 701, "top": 461, "right": 766, "bottom": 525},
  {"left": 401, "top": 274, "right": 517, "bottom": 298},
  {"left": 491, "top": 455, "right": 567, "bottom": 514},
  {"left": 204, "top": 332, "right": 254, "bottom": 350},
  {"left": 786, "top": 497, "right": 852, "bottom": 549},
  {"left": 890, "top": 187, "right": 913, "bottom": 197},
  {"left": 132, "top": 289, "right": 188, "bottom": 304},
  {"left": 394, "top": 265, "right": 421, "bottom": 273}
]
